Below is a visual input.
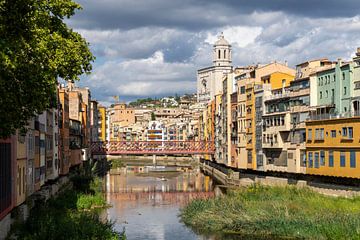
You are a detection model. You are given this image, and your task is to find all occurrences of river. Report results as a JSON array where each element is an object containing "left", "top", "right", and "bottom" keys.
[{"left": 102, "top": 164, "right": 219, "bottom": 240}]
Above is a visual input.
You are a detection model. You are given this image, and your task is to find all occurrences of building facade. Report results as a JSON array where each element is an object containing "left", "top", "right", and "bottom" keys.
[{"left": 197, "top": 33, "right": 232, "bottom": 103}]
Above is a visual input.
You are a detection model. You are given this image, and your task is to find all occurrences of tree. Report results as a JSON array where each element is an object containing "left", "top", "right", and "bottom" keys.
[
  {"left": 0, "top": 0, "right": 94, "bottom": 138},
  {"left": 151, "top": 112, "right": 156, "bottom": 121}
]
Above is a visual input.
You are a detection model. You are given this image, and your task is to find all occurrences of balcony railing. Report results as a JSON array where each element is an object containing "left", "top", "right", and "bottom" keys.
[
  {"left": 308, "top": 111, "right": 360, "bottom": 121},
  {"left": 264, "top": 91, "right": 291, "bottom": 101}
]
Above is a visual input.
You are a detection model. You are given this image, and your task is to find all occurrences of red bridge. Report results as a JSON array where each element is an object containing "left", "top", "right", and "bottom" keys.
[{"left": 91, "top": 141, "right": 215, "bottom": 155}]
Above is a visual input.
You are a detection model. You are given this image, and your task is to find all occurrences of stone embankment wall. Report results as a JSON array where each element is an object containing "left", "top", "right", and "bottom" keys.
[
  {"left": 0, "top": 176, "right": 71, "bottom": 239},
  {"left": 201, "top": 162, "right": 360, "bottom": 198}
]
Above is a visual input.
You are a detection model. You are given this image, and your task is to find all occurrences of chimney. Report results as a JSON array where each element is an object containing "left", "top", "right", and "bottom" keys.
[
  {"left": 356, "top": 47, "right": 360, "bottom": 57},
  {"left": 337, "top": 58, "right": 343, "bottom": 66},
  {"left": 68, "top": 80, "right": 75, "bottom": 91}
]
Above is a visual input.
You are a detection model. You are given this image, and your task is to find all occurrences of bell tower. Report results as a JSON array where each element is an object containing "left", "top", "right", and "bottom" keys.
[{"left": 213, "top": 32, "right": 231, "bottom": 67}]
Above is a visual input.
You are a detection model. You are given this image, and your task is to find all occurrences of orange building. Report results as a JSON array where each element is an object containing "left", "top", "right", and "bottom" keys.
[{"left": 59, "top": 88, "right": 71, "bottom": 175}]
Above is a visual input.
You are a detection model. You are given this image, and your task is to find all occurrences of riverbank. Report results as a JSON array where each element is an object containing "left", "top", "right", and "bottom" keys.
[
  {"left": 181, "top": 184, "right": 360, "bottom": 239},
  {"left": 8, "top": 174, "right": 126, "bottom": 240}
]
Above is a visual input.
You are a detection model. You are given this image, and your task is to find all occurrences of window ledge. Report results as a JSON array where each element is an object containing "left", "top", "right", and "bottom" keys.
[{"left": 341, "top": 138, "right": 353, "bottom": 141}]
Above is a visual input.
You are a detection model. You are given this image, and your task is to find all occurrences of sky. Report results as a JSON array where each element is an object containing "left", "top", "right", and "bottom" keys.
[{"left": 67, "top": 0, "right": 360, "bottom": 106}]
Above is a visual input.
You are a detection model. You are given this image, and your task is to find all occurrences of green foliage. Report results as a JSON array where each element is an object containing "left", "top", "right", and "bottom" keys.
[
  {"left": 128, "top": 97, "right": 154, "bottom": 107},
  {"left": 0, "top": 0, "right": 94, "bottom": 138},
  {"left": 10, "top": 175, "right": 126, "bottom": 240},
  {"left": 111, "top": 159, "right": 125, "bottom": 169},
  {"left": 151, "top": 111, "right": 156, "bottom": 121},
  {"left": 181, "top": 185, "right": 360, "bottom": 239}
]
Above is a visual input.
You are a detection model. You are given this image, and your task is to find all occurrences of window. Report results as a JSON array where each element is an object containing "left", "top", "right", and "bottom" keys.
[
  {"left": 320, "top": 91, "right": 322, "bottom": 99},
  {"left": 308, "top": 152, "right": 313, "bottom": 168},
  {"left": 342, "top": 72, "right": 345, "bottom": 80},
  {"left": 331, "top": 130, "right": 336, "bottom": 138},
  {"left": 315, "top": 128, "right": 324, "bottom": 140},
  {"left": 342, "top": 127, "right": 353, "bottom": 139},
  {"left": 315, "top": 152, "right": 319, "bottom": 168},
  {"left": 340, "top": 151, "right": 346, "bottom": 167},
  {"left": 240, "top": 86, "right": 245, "bottom": 94},
  {"left": 350, "top": 150, "right": 356, "bottom": 168},
  {"left": 342, "top": 127, "right": 347, "bottom": 137},
  {"left": 348, "top": 127, "right": 353, "bottom": 139},
  {"left": 320, "top": 151, "right": 325, "bottom": 166},
  {"left": 329, "top": 150, "right": 334, "bottom": 167},
  {"left": 326, "top": 90, "right": 328, "bottom": 98},
  {"left": 344, "top": 87, "right": 347, "bottom": 95},
  {"left": 224, "top": 49, "right": 226, "bottom": 59},
  {"left": 307, "top": 129, "right": 312, "bottom": 141}
]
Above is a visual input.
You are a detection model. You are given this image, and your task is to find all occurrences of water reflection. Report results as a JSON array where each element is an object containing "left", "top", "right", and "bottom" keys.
[{"left": 104, "top": 165, "right": 215, "bottom": 240}]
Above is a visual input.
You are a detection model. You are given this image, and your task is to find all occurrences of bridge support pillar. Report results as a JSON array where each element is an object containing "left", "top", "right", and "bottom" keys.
[{"left": 152, "top": 155, "right": 156, "bottom": 166}]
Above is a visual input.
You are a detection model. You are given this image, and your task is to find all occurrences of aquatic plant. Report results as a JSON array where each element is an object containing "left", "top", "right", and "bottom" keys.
[{"left": 181, "top": 184, "right": 360, "bottom": 239}]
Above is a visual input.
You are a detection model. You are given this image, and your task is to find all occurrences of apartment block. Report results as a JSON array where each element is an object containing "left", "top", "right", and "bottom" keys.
[
  {"left": 59, "top": 87, "right": 71, "bottom": 175},
  {"left": 98, "top": 105, "right": 107, "bottom": 142},
  {"left": 306, "top": 117, "right": 360, "bottom": 178},
  {"left": 306, "top": 49, "right": 360, "bottom": 178}
]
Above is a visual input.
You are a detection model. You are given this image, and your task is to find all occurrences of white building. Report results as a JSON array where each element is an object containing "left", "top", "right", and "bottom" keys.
[
  {"left": 197, "top": 33, "right": 233, "bottom": 103},
  {"left": 146, "top": 121, "right": 165, "bottom": 141}
]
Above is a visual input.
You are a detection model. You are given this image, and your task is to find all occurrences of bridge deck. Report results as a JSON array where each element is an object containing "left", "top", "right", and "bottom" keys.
[{"left": 91, "top": 141, "right": 215, "bottom": 155}]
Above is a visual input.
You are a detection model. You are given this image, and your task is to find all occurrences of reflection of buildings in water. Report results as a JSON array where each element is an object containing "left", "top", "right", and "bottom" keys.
[
  {"left": 109, "top": 191, "right": 215, "bottom": 206},
  {"left": 105, "top": 168, "right": 215, "bottom": 228},
  {"left": 105, "top": 166, "right": 214, "bottom": 194}
]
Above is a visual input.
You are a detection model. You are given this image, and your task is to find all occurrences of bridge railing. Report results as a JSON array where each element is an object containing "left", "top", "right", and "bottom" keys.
[{"left": 91, "top": 141, "right": 215, "bottom": 155}]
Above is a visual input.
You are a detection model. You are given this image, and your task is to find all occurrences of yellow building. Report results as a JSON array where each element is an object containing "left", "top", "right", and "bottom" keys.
[
  {"left": 261, "top": 72, "right": 294, "bottom": 91},
  {"left": 242, "top": 64, "right": 295, "bottom": 170},
  {"left": 306, "top": 117, "right": 360, "bottom": 178},
  {"left": 214, "top": 94, "right": 223, "bottom": 162},
  {"left": 16, "top": 131, "right": 27, "bottom": 206},
  {"left": 98, "top": 106, "right": 106, "bottom": 141},
  {"left": 203, "top": 100, "right": 215, "bottom": 161}
]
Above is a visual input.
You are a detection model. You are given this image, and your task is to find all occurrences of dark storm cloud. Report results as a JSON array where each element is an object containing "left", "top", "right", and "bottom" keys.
[
  {"left": 69, "top": 0, "right": 360, "bottom": 102},
  {"left": 72, "top": 0, "right": 360, "bottom": 31}
]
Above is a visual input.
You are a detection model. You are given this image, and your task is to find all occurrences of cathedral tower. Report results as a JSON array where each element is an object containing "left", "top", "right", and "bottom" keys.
[{"left": 213, "top": 32, "right": 232, "bottom": 67}]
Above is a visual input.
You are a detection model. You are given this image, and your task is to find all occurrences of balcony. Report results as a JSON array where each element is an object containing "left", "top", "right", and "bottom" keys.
[
  {"left": 308, "top": 113, "right": 349, "bottom": 121},
  {"left": 289, "top": 87, "right": 310, "bottom": 97},
  {"left": 262, "top": 141, "right": 282, "bottom": 149},
  {"left": 198, "top": 92, "right": 210, "bottom": 102},
  {"left": 264, "top": 91, "right": 291, "bottom": 101}
]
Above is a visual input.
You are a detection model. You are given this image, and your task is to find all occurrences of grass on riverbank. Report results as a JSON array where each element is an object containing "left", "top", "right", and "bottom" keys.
[
  {"left": 181, "top": 184, "right": 360, "bottom": 239},
  {"left": 9, "top": 174, "right": 125, "bottom": 240},
  {"left": 111, "top": 159, "right": 126, "bottom": 169}
]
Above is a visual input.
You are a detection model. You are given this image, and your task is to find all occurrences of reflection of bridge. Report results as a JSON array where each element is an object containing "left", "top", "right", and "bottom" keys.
[
  {"left": 91, "top": 141, "right": 215, "bottom": 155},
  {"left": 107, "top": 191, "right": 215, "bottom": 206}
]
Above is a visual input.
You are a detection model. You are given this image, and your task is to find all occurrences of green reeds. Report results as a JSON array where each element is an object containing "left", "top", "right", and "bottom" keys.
[
  {"left": 9, "top": 175, "right": 126, "bottom": 240},
  {"left": 181, "top": 184, "right": 360, "bottom": 239}
]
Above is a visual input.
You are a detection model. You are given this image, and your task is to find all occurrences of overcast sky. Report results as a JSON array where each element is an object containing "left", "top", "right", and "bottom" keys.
[{"left": 67, "top": 0, "right": 360, "bottom": 105}]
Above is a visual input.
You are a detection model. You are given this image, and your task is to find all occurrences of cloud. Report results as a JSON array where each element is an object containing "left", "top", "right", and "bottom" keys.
[
  {"left": 205, "top": 26, "right": 262, "bottom": 47},
  {"left": 70, "top": 0, "right": 360, "bottom": 31},
  {"left": 69, "top": 1, "right": 360, "bottom": 103},
  {"left": 82, "top": 51, "right": 196, "bottom": 101},
  {"left": 232, "top": 16, "right": 360, "bottom": 67}
]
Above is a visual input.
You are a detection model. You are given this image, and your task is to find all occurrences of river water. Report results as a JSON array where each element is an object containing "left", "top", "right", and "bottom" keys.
[{"left": 102, "top": 164, "right": 217, "bottom": 240}]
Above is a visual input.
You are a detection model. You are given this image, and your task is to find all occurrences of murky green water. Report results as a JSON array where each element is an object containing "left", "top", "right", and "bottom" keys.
[{"left": 103, "top": 165, "right": 219, "bottom": 240}]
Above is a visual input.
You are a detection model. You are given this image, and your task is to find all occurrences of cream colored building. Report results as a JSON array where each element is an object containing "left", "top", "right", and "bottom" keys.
[
  {"left": 261, "top": 59, "right": 332, "bottom": 173},
  {"left": 236, "top": 62, "right": 296, "bottom": 170},
  {"left": 197, "top": 33, "right": 232, "bottom": 104}
]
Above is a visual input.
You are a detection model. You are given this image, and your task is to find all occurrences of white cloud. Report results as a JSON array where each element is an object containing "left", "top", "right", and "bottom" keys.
[
  {"left": 73, "top": 7, "right": 360, "bottom": 102},
  {"left": 84, "top": 51, "right": 196, "bottom": 98},
  {"left": 78, "top": 27, "right": 192, "bottom": 59},
  {"left": 205, "top": 26, "right": 262, "bottom": 47}
]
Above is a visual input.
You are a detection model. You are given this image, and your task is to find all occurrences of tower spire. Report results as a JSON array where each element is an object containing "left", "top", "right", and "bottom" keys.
[{"left": 213, "top": 32, "right": 231, "bottom": 67}]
